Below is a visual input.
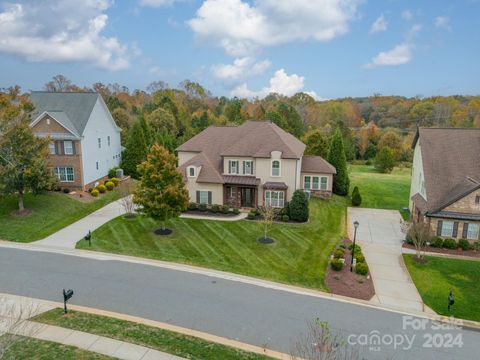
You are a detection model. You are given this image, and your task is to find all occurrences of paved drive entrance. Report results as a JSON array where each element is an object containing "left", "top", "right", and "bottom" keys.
[{"left": 348, "top": 208, "right": 426, "bottom": 313}]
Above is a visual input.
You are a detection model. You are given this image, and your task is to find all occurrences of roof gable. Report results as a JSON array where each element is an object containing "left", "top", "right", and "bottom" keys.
[{"left": 29, "top": 92, "right": 100, "bottom": 136}]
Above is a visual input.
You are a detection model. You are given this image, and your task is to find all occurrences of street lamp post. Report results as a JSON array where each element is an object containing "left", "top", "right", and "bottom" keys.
[{"left": 350, "top": 220, "right": 359, "bottom": 272}]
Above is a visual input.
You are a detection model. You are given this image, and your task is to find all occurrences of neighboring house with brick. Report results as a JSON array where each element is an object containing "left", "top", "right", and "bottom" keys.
[
  {"left": 409, "top": 128, "right": 480, "bottom": 242},
  {"left": 29, "top": 92, "right": 122, "bottom": 190},
  {"left": 177, "top": 121, "right": 336, "bottom": 208}
]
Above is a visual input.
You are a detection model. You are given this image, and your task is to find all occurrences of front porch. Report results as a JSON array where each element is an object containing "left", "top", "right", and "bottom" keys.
[{"left": 223, "top": 175, "right": 260, "bottom": 208}]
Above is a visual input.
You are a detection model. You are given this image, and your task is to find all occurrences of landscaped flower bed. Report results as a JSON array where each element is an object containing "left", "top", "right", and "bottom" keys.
[{"left": 184, "top": 203, "right": 240, "bottom": 217}]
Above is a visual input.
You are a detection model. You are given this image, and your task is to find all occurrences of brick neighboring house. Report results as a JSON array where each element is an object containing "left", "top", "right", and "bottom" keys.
[
  {"left": 177, "top": 121, "right": 336, "bottom": 208},
  {"left": 29, "top": 92, "right": 122, "bottom": 190},
  {"left": 409, "top": 128, "right": 480, "bottom": 243}
]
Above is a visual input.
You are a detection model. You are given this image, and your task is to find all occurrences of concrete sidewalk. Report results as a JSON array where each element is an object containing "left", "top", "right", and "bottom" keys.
[
  {"left": 33, "top": 197, "right": 128, "bottom": 249},
  {"left": 348, "top": 208, "right": 428, "bottom": 313}
]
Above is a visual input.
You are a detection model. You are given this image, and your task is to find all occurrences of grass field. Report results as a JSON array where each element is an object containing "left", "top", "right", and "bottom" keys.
[
  {"left": 2, "top": 336, "right": 113, "bottom": 359},
  {"left": 0, "top": 190, "right": 121, "bottom": 243},
  {"left": 404, "top": 254, "right": 480, "bottom": 321},
  {"left": 77, "top": 196, "right": 347, "bottom": 290},
  {"left": 349, "top": 164, "right": 411, "bottom": 218},
  {"left": 33, "top": 308, "right": 271, "bottom": 360}
]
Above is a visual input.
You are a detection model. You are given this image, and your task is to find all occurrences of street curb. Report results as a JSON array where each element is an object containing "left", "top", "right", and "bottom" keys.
[{"left": 2, "top": 241, "right": 480, "bottom": 332}]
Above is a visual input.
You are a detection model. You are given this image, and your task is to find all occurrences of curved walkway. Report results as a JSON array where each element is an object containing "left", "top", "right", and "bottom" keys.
[
  {"left": 32, "top": 198, "right": 247, "bottom": 249},
  {"left": 348, "top": 208, "right": 427, "bottom": 313}
]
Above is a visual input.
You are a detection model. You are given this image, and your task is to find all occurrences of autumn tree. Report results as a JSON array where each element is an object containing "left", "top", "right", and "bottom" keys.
[
  {"left": 377, "top": 130, "right": 402, "bottom": 160},
  {"left": 303, "top": 128, "right": 329, "bottom": 158},
  {"left": 134, "top": 144, "right": 189, "bottom": 235},
  {"left": 0, "top": 95, "right": 53, "bottom": 213},
  {"left": 327, "top": 129, "right": 350, "bottom": 196},
  {"left": 121, "top": 120, "right": 148, "bottom": 178},
  {"left": 112, "top": 108, "right": 132, "bottom": 144},
  {"left": 44, "top": 74, "right": 82, "bottom": 92},
  {"left": 375, "top": 146, "right": 395, "bottom": 173}
]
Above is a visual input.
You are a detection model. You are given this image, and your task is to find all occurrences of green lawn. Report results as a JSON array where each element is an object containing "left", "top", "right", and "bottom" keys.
[
  {"left": 0, "top": 190, "right": 121, "bottom": 243},
  {"left": 404, "top": 254, "right": 480, "bottom": 322},
  {"left": 33, "top": 308, "right": 271, "bottom": 360},
  {"left": 77, "top": 196, "right": 347, "bottom": 290},
  {"left": 2, "top": 336, "right": 113, "bottom": 359},
  {"left": 349, "top": 164, "right": 411, "bottom": 218}
]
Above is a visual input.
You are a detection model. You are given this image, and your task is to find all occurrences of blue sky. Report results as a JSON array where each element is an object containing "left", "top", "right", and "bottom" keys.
[{"left": 0, "top": 0, "right": 478, "bottom": 99}]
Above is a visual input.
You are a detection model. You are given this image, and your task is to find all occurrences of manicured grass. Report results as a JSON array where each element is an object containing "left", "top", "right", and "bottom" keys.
[
  {"left": 404, "top": 254, "right": 480, "bottom": 321},
  {"left": 33, "top": 308, "right": 271, "bottom": 360},
  {"left": 2, "top": 336, "right": 113, "bottom": 359},
  {"left": 0, "top": 190, "right": 121, "bottom": 243},
  {"left": 77, "top": 197, "right": 347, "bottom": 290},
  {"left": 349, "top": 164, "right": 411, "bottom": 218}
]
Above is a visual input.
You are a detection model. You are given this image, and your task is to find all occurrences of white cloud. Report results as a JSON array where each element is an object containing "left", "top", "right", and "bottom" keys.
[
  {"left": 435, "top": 16, "right": 451, "bottom": 29},
  {"left": 139, "top": 0, "right": 181, "bottom": 7},
  {"left": 212, "top": 57, "right": 271, "bottom": 83},
  {"left": 231, "top": 69, "right": 321, "bottom": 99},
  {"left": 364, "top": 24, "right": 421, "bottom": 69},
  {"left": 401, "top": 9, "right": 413, "bottom": 21},
  {"left": 0, "top": 1, "right": 131, "bottom": 70},
  {"left": 364, "top": 43, "right": 412, "bottom": 69},
  {"left": 188, "top": 0, "right": 360, "bottom": 56},
  {"left": 370, "top": 15, "right": 387, "bottom": 33}
]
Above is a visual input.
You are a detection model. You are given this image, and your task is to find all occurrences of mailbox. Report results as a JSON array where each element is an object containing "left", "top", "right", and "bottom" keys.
[{"left": 63, "top": 289, "right": 74, "bottom": 313}]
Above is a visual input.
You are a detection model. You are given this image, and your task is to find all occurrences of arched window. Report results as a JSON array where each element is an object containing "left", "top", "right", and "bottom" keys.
[{"left": 271, "top": 160, "right": 280, "bottom": 176}]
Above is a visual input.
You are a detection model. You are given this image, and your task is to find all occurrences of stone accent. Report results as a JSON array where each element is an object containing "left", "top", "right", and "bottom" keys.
[
  {"left": 428, "top": 217, "right": 480, "bottom": 242},
  {"left": 308, "top": 189, "right": 332, "bottom": 199},
  {"left": 443, "top": 191, "right": 480, "bottom": 214}
]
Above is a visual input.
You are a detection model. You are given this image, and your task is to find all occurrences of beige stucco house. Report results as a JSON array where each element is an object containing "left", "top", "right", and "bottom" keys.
[
  {"left": 409, "top": 128, "right": 480, "bottom": 242},
  {"left": 177, "top": 121, "right": 336, "bottom": 208}
]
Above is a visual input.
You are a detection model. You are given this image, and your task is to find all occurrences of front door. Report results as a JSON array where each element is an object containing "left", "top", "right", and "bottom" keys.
[{"left": 241, "top": 188, "right": 253, "bottom": 208}]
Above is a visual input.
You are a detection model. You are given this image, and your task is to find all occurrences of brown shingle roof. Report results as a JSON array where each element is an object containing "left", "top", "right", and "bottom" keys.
[
  {"left": 178, "top": 153, "right": 224, "bottom": 184},
  {"left": 301, "top": 156, "right": 337, "bottom": 174},
  {"left": 223, "top": 176, "right": 261, "bottom": 186},
  {"left": 412, "top": 128, "right": 480, "bottom": 213}
]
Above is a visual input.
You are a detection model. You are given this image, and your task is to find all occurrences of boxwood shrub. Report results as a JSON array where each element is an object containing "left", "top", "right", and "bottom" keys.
[
  {"left": 333, "top": 249, "right": 345, "bottom": 259},
  {"left": 458, "top": 239, "right": 472, "bottom": 251},
  {"left": 356, "top": 263, "right": 369, "bottom": 276},
  {"left": 443, "top": 238, "right": 458, "bottom": 249},
  {"left": 96, "top": 185, "right": 107, "bottom": 194},
  {"left": 331, "top": 259, "right": 344, "bottom": 271},
  {"left": 91, "top": 189, "right": 99, "bottom": 197},
  {"left": 105, "top": 181, "right": 115, "bottom": 191},
  {"left": 430, "top": 236, "right": 444, "bottom": 248}
]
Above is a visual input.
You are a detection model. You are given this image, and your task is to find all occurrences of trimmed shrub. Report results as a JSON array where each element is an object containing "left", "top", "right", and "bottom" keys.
[
  {"left": 108, "top": 167, "right": 119, "bottom": 179},
  {"left": 231, "top": 208, "right": 240, "bottom": 215},
  {"left": 443, "top": 238, "right": 458, "bottom": 249},
  {"left": 351, "top": 186, "right": 362, "bottom": 206},
  {"left": 348, "top": 243, "right": 362, "bottom": 253},
  {"left": 110, "top": 177, "right": 119, "bottom": 186},
  {"left": 430, "top": 236, "right": 444, "bottom": 248},
  {"left": 331, "top": 259, "right": 344, "bottom": 271},
  {"left": 63, "top": 188, "right": 70, "bottom": 194},
  {"left": 211, "top": 204, "right": 221, "bottom": 213},
  {"left": 475, "top": 241, "right": 480, "bottom": 251},
  {"left": 247, "top": 213, "right": 255, "bottom": 220},
  {"left": 281, "top": 215, "right": 289, "bottom": 222},
  {"left": 288, "top": 190, "right": 309, "bottom": 222},
  {"left": 105, "top": 181, "right": 115, "bottom": 191},
  {"left": 458, "top": 239, "right": 472, "bottom": 251},
  {"left": 355, "top": 253, "right": 366, "bottom": 263},
  {"left": 405, "top": 233, "right": 414, "bottom": 245},
  {"left": 221, "top": 205, "right": 230, "bottom": 214},
  {"left": 333, "top": 249, "right": 345, "bottom": 259},
  {"left": 339, "top": 243, "right": 346, "bottom": 249},
  {"left": 188, "top": 202, "right": 198, "bottom": 210},
  {"left": 198, "top": 203, "right": 208, "bottom": 212},
  {"left": 356, "top": 263, "right": 369, "bottom": 276},
  {"left": 96, "top": 185, "right": 107, "bottom": 194},
  {"left": 91, "top": 189, "right": 99, "bottom": 197},
  {"left": 87, "top": 188, "right": 93, "bottom": 193}
]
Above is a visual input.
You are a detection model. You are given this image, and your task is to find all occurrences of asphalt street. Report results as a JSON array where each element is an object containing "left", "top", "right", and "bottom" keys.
[{"left": 0, "top": 247, "right": 477, "bottom": 359}]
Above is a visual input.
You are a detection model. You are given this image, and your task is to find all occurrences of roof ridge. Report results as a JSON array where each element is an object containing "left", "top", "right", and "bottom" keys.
[{"left": 269, "top": 121, "right": 304, "bottom": 158}]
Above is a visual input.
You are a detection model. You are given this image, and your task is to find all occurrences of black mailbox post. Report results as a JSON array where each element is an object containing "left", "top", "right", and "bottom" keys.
[
  {"left": 63, "top": 289, "right": 74, "bottom": 314},
  {"left": 84, "top": 230, "right": 92, "bottom": 247},
  {"left": 448, "top": 290, "right": 455, "bottom": 311}
]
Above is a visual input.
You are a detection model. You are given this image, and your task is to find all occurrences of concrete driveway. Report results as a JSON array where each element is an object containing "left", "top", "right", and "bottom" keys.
[{"left": 348, "top": 208, "right": 427, "bottom": 313}]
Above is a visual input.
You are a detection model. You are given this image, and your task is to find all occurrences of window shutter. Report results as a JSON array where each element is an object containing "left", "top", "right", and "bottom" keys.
[
  {"left": 196, "top": 191, "right": 200, "bottom": 203},
  {"left": 243, "top": 161, "right": 246, "bottom": 174},
  {"left": 436, "top": 220, "right": 443, "bottom": 236},
  {"left": 71, "top": 141, "right": 76, "bottom": 155},
  {"left": 57, "top": 141, "right": 63, "bottom": 155},
  {"left": 208, "top": 191, "right": 212, "bottom": 205},
  {"left": 228, "top": 161, "right": 231, "bottom": 174},
  {"left": 452, "top": 222, "right": 459, "bottom": 238},
  {"left": 462, "top": 223, "right": 469, "bottom": 239}
]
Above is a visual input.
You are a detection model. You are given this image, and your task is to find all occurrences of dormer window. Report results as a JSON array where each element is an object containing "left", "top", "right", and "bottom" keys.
[
  {"left": 243, "top": 161, "right": 253, "bottom": 175},
  {"left": 271, "top": 160, "right": 280, "bottom": 177},
  {"left": 228, "top": 160, "right": 239, "bottom": 174},
  {"left": 188, "top": 166, "right": 195, "bottom": 177}
]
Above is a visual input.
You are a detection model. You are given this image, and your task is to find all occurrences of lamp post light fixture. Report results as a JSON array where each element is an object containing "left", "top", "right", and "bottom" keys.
[{"left": 350, "top": 220, "right": 360, "bottom": 272}]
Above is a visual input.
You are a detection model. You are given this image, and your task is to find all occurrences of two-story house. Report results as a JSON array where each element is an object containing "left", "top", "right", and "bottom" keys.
[
  {"left": 177, "top": 121, "right": 336, "bottom": 208},
  {"left": 29, "top": 92, "right": 122, "bottom": 190},
  {"left": 409, "top": 128, "right": 480, "bottom": 242}
]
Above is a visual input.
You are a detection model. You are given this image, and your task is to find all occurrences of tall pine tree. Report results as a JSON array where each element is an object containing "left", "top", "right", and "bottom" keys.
[
  {"left": 121, "top": 120, "right": 148, "bottom": 178},
  {"left": 327, "top": 128, "right": 350, "bottom": 196}
]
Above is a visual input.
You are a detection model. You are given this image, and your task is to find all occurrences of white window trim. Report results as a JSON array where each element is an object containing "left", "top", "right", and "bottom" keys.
[
  {"left": 229, "top": 160, "right": 239, "bottom": 175},
  {"left": 265, "top": 190, "right": 285, "bottom": 208},
  {"left": 49, "top": 142, "right": 56, "bottom": 155},
  {"left": 63, "top": 141, "right": 73, "bottom": 155},
  {"left": 199, "top": 191, "right": 209, "bottom": 204},
  {"left": 271, "top": 160, "right": 281, "bottom": 177},
  {"left": 243, "top": 160, "right": 253, "bottom": 175},
  {"left": 187, "top": 166, "right": 195, "bottom": 177},
  {"left": 320, "top": 176, "right": 328, "bottom": 191},
  {"left": 304, "top": 176, "right": 311, "bottom": 189},
  {"left": 54, "top": 166, "right": 74, "bottom": 183},
  {"left": 441, "top": 221, "right": 454, "bottom": 237},
  {"left": 466, "top": 223, "right": 479, "bottom": 240}
]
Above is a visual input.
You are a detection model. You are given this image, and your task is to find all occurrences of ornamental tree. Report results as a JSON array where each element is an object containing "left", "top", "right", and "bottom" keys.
[
  {"left": 133, "top": 144, "right": 189, "bottom": 234},
  {"left": 327, "top": 128, "right": 350, "bottom": 196},
  {"left": 121, "top": 120, "right": 148, "bottom": 178}
]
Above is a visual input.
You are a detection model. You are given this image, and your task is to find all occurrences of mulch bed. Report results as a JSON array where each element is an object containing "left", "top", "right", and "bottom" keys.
[
  {"left": 154, "top": 228, "right": 172, "bottom": 236},
  {"left": 325, "top": 240, "right": 375, "bottom": 301},
  {"left": 183, "top": 210, "right": 237, "bottom": 218},
  {"left": 257, "top": 237, "right": 275, "bottom": 244},
  {"left": 403, "top": 243, "right": 480, "bottom": 258}
]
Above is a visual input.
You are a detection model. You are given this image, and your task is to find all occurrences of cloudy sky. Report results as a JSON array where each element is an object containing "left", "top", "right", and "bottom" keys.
[{"left": 0, "top": 0, "right": 478, "bottom": 99}]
